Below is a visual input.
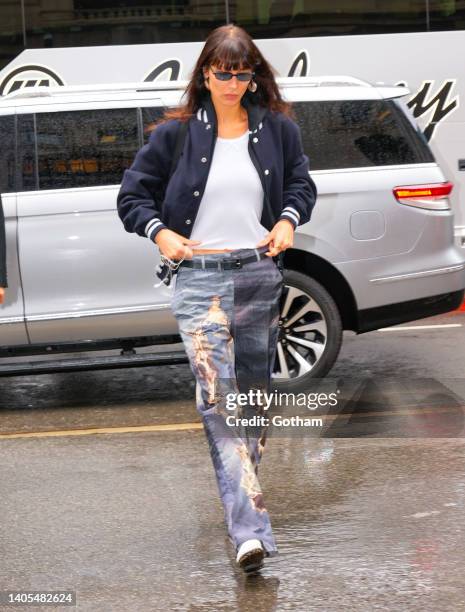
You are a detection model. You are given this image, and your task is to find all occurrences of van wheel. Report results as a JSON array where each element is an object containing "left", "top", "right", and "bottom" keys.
[{"left": 271, "top": 269, "right": 343, "bottom": 392}]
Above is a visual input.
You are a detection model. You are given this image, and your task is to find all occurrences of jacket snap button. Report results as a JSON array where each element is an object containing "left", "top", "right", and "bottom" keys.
[
  {"left": 206, "top": 125, "right": 211, "bottom": 130},
  {"left": 201, "top": 157, "right": 207, "bottom": 162},
  {"left": 193, "top": 190, "right": 200, "bottom": 196},
  {"left": 253, "top": 137, "right": 258, "bottom": 143},
  {"left": 185, "top": 219, "right": 192, "bottom": 224},
  {"left": 264, "top": 169, "right": 269, "bottom": 175}
]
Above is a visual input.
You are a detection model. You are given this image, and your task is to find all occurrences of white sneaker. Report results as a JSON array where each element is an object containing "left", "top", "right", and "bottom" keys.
[{"left": 236, "top": 539, "right": 265, "bottom": 573}]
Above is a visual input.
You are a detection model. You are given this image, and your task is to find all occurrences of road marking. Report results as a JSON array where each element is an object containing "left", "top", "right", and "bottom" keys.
[
  {"left": 378, "top": 323, "right": 463, "bottom": 331},
  {"left": 0, "top": 422, "right": 204, "bottom": 439},
  {"left": 0, "top": 405, "right": 463, "bottom": 439}
]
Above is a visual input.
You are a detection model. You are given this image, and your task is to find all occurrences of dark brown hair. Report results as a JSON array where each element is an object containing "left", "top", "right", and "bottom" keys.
[{"left": 155, "top": 23, "right": 293, "bottom": 127}]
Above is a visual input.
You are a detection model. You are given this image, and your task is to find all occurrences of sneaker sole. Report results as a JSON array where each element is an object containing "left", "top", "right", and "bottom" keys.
[{"left": 238, "top": 548, "right": 265, "bottom": 573}]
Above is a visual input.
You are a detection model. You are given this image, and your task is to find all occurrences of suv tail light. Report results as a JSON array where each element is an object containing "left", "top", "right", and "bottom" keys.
[{"left": 393, "top": 182, "right": 453, "bottom": 210}]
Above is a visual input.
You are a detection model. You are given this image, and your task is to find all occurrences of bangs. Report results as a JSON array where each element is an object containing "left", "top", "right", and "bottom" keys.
[{"left": 209, "top": 39, "right": 254, "bottom": 70}]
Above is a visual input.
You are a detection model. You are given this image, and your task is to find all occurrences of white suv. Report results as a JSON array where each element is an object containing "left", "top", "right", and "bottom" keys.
[{"left": 0, "top": 76, "right": 464, "bottom": 390}]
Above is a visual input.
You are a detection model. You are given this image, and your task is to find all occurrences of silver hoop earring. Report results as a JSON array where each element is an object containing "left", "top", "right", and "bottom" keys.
[
  {"left": 248, "top": 80, "right": 257, "bottom": 93},
  {"left": 204, "top": 77, "right": 210, "bottom": 90}
]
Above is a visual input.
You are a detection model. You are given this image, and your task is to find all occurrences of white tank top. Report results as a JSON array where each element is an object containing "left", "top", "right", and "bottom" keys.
[{"left": 189, "top": 130, "right": 269, "bottom": 249}]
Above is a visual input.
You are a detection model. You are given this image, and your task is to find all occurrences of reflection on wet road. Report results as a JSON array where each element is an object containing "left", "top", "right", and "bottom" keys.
[{"left": 1, "top": 435, "right": 464, "bottom": 610}]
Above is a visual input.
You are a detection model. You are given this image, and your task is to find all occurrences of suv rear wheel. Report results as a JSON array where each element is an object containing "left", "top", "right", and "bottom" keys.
[{"left": 272, "top": 270, "right": 343, "bottom": 391}]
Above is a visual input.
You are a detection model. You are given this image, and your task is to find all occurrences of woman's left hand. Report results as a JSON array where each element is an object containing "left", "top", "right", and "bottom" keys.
[{"left": 256, "top": 219, "right": 294, "bottom": 256}]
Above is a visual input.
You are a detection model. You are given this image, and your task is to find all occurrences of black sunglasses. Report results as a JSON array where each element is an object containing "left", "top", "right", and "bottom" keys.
[{"left": 211, "top": 70, "right": 255, "bottom": 82}]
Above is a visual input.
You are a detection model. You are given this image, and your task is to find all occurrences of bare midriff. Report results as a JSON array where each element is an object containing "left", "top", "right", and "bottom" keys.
[{"left": 191, "top": 248, "right": 235, "bottom": 254}]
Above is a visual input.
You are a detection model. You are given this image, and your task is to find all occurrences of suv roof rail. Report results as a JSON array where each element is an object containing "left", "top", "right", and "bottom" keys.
[
  {"left": 2, "top": 80, "right": 188, "bottom": 99},
  {"left": 2, "top": 75, "right": 387, "bottom": 100},
  {"left": 277, "top": 75, "right": 371, "bottom": 87}
]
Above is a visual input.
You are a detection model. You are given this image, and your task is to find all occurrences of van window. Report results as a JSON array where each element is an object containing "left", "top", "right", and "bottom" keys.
[
  {"left": 17, "top": 114, "right": 36, "bottom": 192},
  {"left": 0, "top": 115, "right": 15, "bottom": 193},
  {"left": 141, "top": 107, "right": 165, "bottom": 144},
  {"left": 294, "top": 99, "right": 435, "bottom": 171},
  {"left": 34, "top": 108, "right": 139, "bottom": 190}
]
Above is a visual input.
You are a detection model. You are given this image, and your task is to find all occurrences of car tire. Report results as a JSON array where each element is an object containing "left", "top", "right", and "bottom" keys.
[{"left": 271, "top": 268, "right": 343, "bottom": 393}]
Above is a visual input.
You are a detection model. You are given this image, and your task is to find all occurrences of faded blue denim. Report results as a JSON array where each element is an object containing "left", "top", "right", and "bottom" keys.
[{"left": 170, "top": 245, "right": 283, "bottom": 557}]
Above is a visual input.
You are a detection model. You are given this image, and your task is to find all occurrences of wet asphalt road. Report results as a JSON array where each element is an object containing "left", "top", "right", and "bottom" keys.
[{"left": 1, "top": 310, "right": 465, "bottom": 611}]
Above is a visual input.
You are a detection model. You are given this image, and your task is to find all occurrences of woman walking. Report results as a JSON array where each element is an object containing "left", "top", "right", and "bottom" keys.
[{"left": 117, "top": 24, "right": 317, "bottom": 573}]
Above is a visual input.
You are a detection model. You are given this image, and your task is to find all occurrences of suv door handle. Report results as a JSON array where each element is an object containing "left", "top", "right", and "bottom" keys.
[{"left": 458, "top": 159, "right": 465, "bottom": 171}]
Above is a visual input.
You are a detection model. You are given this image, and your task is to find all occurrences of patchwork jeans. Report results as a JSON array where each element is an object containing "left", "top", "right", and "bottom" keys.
[{"left": 170, "top": 245, "right": 283, "bottom": 557}]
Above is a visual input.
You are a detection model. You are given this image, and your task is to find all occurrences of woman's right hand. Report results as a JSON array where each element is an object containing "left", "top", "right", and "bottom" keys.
[
  {"left": 0, "top": 287, "right": 5, "bottom": 304},
  {"left": 154, "top": 229, "right": 202, "bottom": 261}
]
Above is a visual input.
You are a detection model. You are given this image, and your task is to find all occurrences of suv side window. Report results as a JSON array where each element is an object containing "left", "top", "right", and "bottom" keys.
[
  {"left": 17, "top": 114, "right": 36, "bottom": 192},
  {"left": 293, "top": 99, "right": 435, "bottom": 171},
  {"left": 17, "top": 108, "right": 140, "bottom": 191},
  {"left": 36, "top": 108, "right": 140, "bottom": 190},
  {"left": 0, "top": 115, "right": 16, "bottom": 193}
]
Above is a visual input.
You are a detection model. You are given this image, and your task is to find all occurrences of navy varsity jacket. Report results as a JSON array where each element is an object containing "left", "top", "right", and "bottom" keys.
[{"left": 116, "top": 90, "right": 317, "bottom": 285}]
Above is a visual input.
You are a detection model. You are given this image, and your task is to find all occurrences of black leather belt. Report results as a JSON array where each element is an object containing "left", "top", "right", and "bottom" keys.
[{"left": 179, "top": 250, "right": 269, "bottom": 270}]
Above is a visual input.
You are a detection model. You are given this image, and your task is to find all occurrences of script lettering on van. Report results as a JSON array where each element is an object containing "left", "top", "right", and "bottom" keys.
[
  {"left": 397, "top": 79, "right": 458, "bottom": 142},
  {"left": 143, "top": 59, "right": 181, "bottom": 82}
]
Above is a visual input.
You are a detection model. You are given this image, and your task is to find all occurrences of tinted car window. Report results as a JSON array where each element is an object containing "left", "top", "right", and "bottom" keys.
[
  {"left": 35, "top": 108, "right": 139, "bottom": 190},
  {"left": 293, "top": 99, "right": 435, "bottom": 171},
  {"left": 17, "top": 114, "right": 37, "bottom": 191},
  {"left": 141, "top": 106, "right": 165, "bottom": 144},
  {"left": 0, "top": 115, "right": 15, "bottom": 193}
]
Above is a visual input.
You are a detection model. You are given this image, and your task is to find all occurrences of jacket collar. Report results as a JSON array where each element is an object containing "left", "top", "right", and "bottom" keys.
[{"left": 196, "top": 90, "right": 268, "bottom": 134}]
